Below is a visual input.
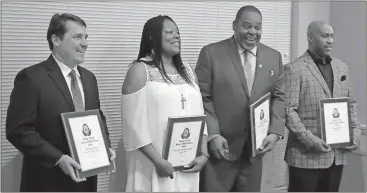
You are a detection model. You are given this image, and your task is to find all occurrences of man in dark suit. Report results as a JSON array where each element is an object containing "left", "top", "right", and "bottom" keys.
[
  {"left": 6, "top": 13, "right": 116, "bottom": 192},
  {"left": 195, "top": 5, "right": 286, "bottom": 192}
]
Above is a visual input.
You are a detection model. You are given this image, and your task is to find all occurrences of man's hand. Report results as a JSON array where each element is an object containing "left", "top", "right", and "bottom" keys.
[
  {"left": 341, "top": 129, "right": 360, "bottom": 151},
  {"left": 209, "top": 135, "right": 229, "bottom": 160},
  {"left": 109, "top": 148, "right": 116, "bottom": 161},
  {"left": 340, "top": 143, "right": 358, "bottom": 151},
  {"left": 57, "top": 155, "right": 86, "bottom": 182},
  {"left": 314, "top": 138, "right": 331, "bottom": 153},
  {"left": 258, "top": 133, "right": 279, "bottom": 154},
  {"left": 106, "top": 148, "right": 116, "bottom": 174}
]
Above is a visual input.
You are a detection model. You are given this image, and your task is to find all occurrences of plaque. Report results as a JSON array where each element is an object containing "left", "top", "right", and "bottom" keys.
[
  {"left": 162, "top": 115, "right": 206, "bottom": 171},
  {"left": 61, "top": 109, "right": 115, "bottom": 178},
  {"left": 250, "top": 92, "right": 271, "bottom": 157},
  {"left": 319, "top": 97, "right": 352, "bottom": 148}
]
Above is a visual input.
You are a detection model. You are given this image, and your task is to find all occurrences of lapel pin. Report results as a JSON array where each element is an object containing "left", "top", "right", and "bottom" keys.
[
  {"left": 270, "top": 69, "right": 274, "bottom": 76},
  {"left": 259, "top": 64, "right": 262, "bottom": 68}
]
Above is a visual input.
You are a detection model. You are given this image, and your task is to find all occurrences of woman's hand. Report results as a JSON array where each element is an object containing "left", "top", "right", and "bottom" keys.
[
  {"left": 181, "top": 155, "right": 208, "bottom": 173},
  {"left": 156, "top": 159, "right": 174, "bottom": 179}
]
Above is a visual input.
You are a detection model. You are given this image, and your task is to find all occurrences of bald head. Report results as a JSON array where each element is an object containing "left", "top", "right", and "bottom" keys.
[
  {"left": 307, "top": 21, "right": 334, "bottom": 58},
  {"left": 307, "top": 21, "right": 330, "bottom": 36}
]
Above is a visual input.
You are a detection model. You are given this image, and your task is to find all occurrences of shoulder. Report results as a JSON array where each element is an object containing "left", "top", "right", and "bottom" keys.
[
  {"left": 200, "top": 37, "right": 231, "bottom": 53},
  {"left": 331, "top": 57, "right": 348, "bottom": 69},
  {"left": 14, "top": 59, "right": 48, "bottom": 82},
  {"left": 284, "top": 55, "right": 307, "bottom": 75},
  {"left": 258, "top": 43, "right": 281, "bottom": 58},
  {"left": 121, "top": 61, "right": 147, "bottom": 95},
  {"left": 78, "top": 66, "right": 97, "bottom": 81}
]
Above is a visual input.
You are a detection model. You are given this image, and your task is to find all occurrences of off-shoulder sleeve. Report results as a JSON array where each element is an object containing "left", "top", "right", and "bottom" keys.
[{"left": 121, "top": 86, "right": 151, "bottom": 151}]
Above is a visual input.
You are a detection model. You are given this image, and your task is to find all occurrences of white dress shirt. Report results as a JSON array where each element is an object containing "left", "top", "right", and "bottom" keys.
[
  {"left": 52, "top": 54, "right": 85, "bottom": 108},
  {"left": 234, "top": 37, "right": 257, "bottom": 79}
]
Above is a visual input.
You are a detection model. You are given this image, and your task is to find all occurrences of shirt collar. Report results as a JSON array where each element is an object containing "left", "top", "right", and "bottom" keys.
[
  {"left": 234, "top": 36, "right": 257, "bottom": 56},
  {"left": 52, "top": 54, "right": 81, "bottom": 78},
  {"left": 307, "top": 49, "right": 332, "bottom": 65}
]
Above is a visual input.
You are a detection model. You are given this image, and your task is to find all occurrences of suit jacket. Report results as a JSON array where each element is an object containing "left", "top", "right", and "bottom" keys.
[
  {"left": 195, "top": 36, "right": 286, "bottom": 189},
  {"left": 6, "top": 55, "right": 111, "bottom": 192},
  {"left": 284, "top": 51, "right": 360, "bottom": 169}
]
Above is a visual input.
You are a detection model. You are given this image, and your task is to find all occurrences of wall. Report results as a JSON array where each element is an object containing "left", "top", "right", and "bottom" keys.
[
  {"left": 330, "top": 1, "right": 366, "bottom": 125},
  {"left": 329, "top": 2, "right": 367, "bottom": 192},
  {"left": 291, "top": 1, "right": 330, "bottom": 60}
]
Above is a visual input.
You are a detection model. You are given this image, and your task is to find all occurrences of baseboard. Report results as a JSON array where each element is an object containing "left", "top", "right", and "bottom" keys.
[{"left": 262, "top": 186, "right": 287, "bottom": 192}]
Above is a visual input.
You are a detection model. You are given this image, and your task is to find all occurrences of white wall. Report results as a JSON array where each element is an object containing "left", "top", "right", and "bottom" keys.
[
  {"left": 329, "top": 2, "right": 367, "bottom": 191},
  {"left": 330, "top": 1, "right": 366, "bottom": 125},
  {"left": 291, "top": 1, "right": 330, "bottom": 60}
]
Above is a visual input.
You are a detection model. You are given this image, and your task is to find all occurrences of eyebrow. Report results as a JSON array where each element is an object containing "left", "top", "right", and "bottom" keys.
[
  {"left": 75, "top": 33, "right": 88, "bottom": 36},
  {"left": 242, "top": 21, "right": 262, "bottom": 25},
  {"left": 321, "top": 32, "right": 333, "bottom": 35}
]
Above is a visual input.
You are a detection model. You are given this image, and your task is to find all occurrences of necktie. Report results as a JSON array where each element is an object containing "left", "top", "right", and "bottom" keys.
[
  {"left": 243, "top": 50, "right": 253, "bottom": 94},
  {"left": 69, "top": 70, "right": 84, "bottom": 111}
]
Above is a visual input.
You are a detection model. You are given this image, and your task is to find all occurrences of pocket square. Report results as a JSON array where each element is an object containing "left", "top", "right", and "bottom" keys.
[{"left": 341, "top": 75, "right": 346, "bottom": 81}]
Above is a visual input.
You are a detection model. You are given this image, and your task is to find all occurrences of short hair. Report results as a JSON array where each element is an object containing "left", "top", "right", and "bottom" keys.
[
  {"left": 235, "top": 5, "right": 262, "bottom": 22},
  {"left": 46, "top": 13, "right": 86, "bottom": 51}
]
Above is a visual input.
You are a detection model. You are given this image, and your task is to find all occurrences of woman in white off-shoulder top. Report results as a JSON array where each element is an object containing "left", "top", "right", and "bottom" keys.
[{"left": 120, "top": 15, "right": 209, "bottom": 192}]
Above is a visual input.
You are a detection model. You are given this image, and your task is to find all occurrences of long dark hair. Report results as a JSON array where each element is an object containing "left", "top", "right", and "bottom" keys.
[{"left": 135, "top": 15, "right": 192, "bottom": 84}]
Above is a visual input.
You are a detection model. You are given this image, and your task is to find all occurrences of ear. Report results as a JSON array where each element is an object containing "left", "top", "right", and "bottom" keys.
[
  {"left": 232, "top": 20, "right": 236, "bottom": 32},
  {"left": 307, "top": 32, "right": 313, "bottom": 43},
  {"left": 51, "top": 34, "right": 60, "bottom": 47}
]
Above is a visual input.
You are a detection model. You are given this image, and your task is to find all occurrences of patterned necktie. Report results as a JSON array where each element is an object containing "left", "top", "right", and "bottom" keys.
[
  {"left": 69, "top": 70, "right": 85, "bottom": 111},
  {"left": 243, "top": 50, "right": 253, "bottom": 94}
]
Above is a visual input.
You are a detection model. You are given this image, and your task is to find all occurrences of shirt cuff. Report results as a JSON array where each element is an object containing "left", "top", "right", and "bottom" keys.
[
  {"left": 208, "top": 134, "right": 220, "bottom": 141},
  {"left": 55, "top": 155, "right": 63, "bottom": 166}
]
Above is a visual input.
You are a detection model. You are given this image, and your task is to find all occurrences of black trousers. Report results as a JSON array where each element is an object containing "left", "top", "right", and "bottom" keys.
[{"left": 288, "top": 162, "right": 343, "bottom": 192}]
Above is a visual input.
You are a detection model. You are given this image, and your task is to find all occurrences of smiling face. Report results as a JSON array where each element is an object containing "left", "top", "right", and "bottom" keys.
[
  {"left": 161, "top": 19, "right": 180, "bottom": 57},
  {"left": 233, "top": 10, "right": 262, "bottom": 50},
  {"left": 52, "top": 20, "right": 88, "bottom": 68},
  {"left": 308, "top": 23, "right": 334, "bottom": 58}
]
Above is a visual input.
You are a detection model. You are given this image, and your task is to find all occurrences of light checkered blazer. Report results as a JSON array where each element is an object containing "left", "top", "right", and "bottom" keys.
[{"left": 284, "top": 51, "right": 360, "bottom": 169}]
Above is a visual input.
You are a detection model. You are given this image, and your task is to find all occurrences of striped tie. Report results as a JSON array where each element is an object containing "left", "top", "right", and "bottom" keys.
[
  {"left": 243, "top": 50, "right": 253, "bottom": 94},
  {"left": 69, "top": 70, "right": 85, "bottom": 111}
]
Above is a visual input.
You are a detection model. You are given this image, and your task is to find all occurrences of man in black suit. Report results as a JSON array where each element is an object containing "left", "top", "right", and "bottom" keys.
[{"left": 6, "top": 13, "right": 116, "bottom": 192}]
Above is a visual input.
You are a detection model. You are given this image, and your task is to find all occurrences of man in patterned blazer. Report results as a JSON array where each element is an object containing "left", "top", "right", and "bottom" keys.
[{"left": 284, "top": 20, "right": 361, "bottom": 192}]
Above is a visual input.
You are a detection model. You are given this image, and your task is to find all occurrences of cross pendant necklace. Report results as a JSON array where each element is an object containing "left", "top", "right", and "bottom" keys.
[
  {"left": 176, "top": 84, "right": 186, "bottom": 110},
  {"left": 180, "top": 93, "right": 186, "bottom": 110}
]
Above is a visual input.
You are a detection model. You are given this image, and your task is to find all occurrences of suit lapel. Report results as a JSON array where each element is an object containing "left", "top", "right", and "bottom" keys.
[
  {"left": 44, "top": 54, "right": 75, "bottom": 111},
  {"left": 331, "top": 59, "right": 341, "bottom": 98},
  {"left": 227, "top": 37, "right": 250, "bottom": 98},
  {"left": 305, "top": 52, "right": 332, "bottom": 98},
  {"left": 78, "top": 66, "right": 91, "bottom": 110}
]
